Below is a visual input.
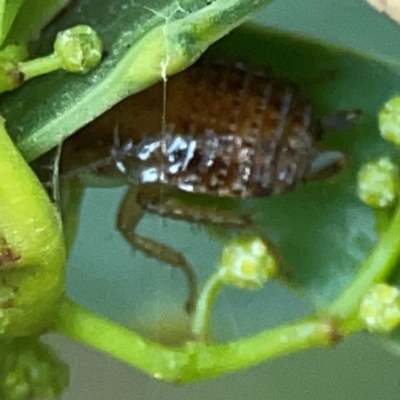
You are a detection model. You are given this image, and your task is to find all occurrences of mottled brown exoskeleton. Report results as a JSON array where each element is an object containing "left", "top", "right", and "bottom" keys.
[{"left": 60, "top": 61, "right": 356, "bottom": 313}]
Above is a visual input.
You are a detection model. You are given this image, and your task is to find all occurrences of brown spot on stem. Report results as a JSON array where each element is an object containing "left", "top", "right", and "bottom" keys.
[
  {"left": 326, "top": 318, "right": 344, "bottom": 346},
  {"left": 0, "top": 242, "right": 21, "bottom": 269}
]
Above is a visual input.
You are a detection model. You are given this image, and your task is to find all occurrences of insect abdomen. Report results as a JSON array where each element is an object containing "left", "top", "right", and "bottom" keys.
[
  {"left": 125, "top": 63, "right": 317, "bottom": 198},
  {"left": 62, "top": 62, "right": 318, "bottom": 198}
]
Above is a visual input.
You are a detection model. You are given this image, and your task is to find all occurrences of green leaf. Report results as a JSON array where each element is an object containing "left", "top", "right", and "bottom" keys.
[
  {"left": 0, "top": 0, "right": 67, "bottom": 48},
  {"left": 0, "top": 0, "right": 26, "bottom": 47},
  {"left": 4, "top": 0, "right": 69, "bottom": 46},
  {"left": 0, "top": 0, "right": 274, "bottom": 163}
]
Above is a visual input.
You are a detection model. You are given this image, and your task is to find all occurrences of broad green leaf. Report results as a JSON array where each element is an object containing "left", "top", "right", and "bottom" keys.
[
  {"left": 4, "top": 0, "right": 70, "bottom": 46},
  {"left": 0, "top": 0, "right": 25, "bottom": 47},
  {"left": 0, "top": 0, "right": 67, "bottom": 47},
  {"left": 0, "top": 0, "right": 274, "bottom": 162}
]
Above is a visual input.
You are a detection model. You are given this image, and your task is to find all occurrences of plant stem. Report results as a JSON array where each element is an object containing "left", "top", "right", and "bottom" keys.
[
  {"left": 55, "top": 297, "right": 336, "bottom": 383},
  {"left": 19, "top": 54, "right": 62, "bottom": 80},
  {"left": 181, "top": 317, "right": 335, "bottom": 383},
  {"left": 329, "top": 201, "right": 400, "bottom": 322},
  {"left": 374, "top": 207, "right": 394, "bottom": 237},
  {"left": 191, "top": 270, "right": 224, "bottom": 341},
  {"left": 54, "top": 297, "right": 189, "bottom": 382}
]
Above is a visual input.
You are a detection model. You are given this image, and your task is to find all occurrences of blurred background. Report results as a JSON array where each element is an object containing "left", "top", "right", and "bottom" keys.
[{"left": 45, "top": 0, "right": 400, "bottom": 398}]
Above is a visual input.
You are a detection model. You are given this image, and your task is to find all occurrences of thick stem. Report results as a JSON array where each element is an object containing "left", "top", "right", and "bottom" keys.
[
  {"left": 181, "top": 317, "right": 336, "bottom": 383},
  {"left": 54, "top": 297, "right": 189, "bottom": 382},
  {"left": 0, "top": 118, "right": 65, "bottom": 336},
  {"left": 55, "top": 297, "right": 337, "bottom": 383}
]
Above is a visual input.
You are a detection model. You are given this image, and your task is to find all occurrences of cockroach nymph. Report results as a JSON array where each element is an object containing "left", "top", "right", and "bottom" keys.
[{"left": 60, "top": 61, "right": 357, "bottom": 313}]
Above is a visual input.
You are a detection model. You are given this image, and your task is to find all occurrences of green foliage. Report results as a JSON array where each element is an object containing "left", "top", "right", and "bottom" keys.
[
  {"left": 0, "top": 337, "right": 69, "bottom": 400},
  {"left": 2, "top": 0, "right": 400, "bottom": 391},
  {"left": 54, "top": 24, "right": 400, "bottom": 382}
]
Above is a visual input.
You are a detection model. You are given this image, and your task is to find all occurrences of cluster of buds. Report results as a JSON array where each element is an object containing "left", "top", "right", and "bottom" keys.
[
  {"left": 359, "top": 283, "right": 400, "bottom": 333},
  {"left": 53, "top": 25, "right": 103, "bottom": 73},
  {"left": 356, "top": 96, "right": 400, "bottom": 334},
  {"left": 217, "top": 235, "right": 277, "bottom": 290},
  {"left": 357, "top": 97, "right": 400, "bottom": 209},
  {"left": 357, "top": 157, "right": 399, "bottom": 208},
  {"left": 190, "top": 234, "right": 278, "bottom": 340}
]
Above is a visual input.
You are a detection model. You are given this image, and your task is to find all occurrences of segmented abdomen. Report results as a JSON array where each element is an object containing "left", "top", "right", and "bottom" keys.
[
  {"left": 63, "top": 62, "right": 318, "bottom": 197},
  {"left": 123, "top": 63, "right": 317, "bottom": 197}
]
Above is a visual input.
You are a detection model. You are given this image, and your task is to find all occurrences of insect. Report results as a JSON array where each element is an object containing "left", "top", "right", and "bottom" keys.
[{"left": 60, "top": 61, "right": 355, "bottom": 313}]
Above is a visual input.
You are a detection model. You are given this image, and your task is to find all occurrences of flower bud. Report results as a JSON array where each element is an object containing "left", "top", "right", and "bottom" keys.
[
  {"left": 359, "top": 283, "right": 400, "bottom": 333},
  {"left": 218, "top": 235, "right": 277, "bottom": 289},
  {"left": 357, "top": 157, "right": 399, "bottom": 208},
  {"left": 54, "top": 25, "right": 103, "bottom": 72}
]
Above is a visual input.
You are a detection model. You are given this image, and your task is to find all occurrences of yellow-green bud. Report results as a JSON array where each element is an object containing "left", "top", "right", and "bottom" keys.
[
  {"left": 218, "top": 236, "right": 277, "bottom": 289},
  {"left": 359, "top": 283, "right": 400, "bottom": 333},
  {"left": 357, "top": 157, "right": 399, "bottom": 208},
  {"left": 379, "top": 96, "right": 400, "bottom": 147},
  {"left": 54, "top": 25, "right": 103, "bottom": 72}
]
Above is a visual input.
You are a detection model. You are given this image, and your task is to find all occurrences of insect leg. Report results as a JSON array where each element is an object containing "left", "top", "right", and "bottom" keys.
[
  {"left": 136, "top": 186, "right": 252, "bottom": 228},
  {"left": 117, "top": 185, "right": 198, "bottom": 314}
]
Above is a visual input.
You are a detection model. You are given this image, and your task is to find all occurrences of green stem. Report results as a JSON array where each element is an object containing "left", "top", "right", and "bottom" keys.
[
  {"left": 329, "top": 201, "right": 400, "bottom": 321},
  {"left": 182, "top": 317, "right": 335, "bottom": 383},
  {"left": 54, "top": 297, "right": 189, "bottom": 382},
  {"left": 191, "top": 270, "right": 224, "bottom": 340},
  {"left": 19, "top": 54, "right": 63, "bottom": 80},
  {"left": 374, "top": 207, "right": 394, "bottom": 237},
  {"left": 55, "top": 297, "right": 336, "bottom": 383}
]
